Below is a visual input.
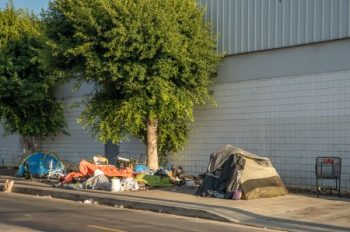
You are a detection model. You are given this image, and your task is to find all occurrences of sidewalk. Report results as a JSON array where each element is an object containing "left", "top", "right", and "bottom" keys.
[{"left": 1, "top": 175, "right": 350, "bottom": 232}]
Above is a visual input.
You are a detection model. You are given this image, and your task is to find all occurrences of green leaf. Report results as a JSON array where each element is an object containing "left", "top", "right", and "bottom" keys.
[{"left": 0, "top": 4, "right": 66, "bottom": 138}]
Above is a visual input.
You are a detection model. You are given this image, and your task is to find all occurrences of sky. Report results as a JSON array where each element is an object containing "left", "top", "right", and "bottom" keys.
[{"left": 0, "top": 0, "right": 50, "bottom": 15}]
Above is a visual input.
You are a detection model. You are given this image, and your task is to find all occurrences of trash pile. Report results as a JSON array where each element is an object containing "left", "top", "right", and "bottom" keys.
[
  {"left": 14, "top": 146, "right": 287, "bottom": 200},
  {"left": 16, "top": 152, "right": 196, "bottom": 193},
  {"left": 59, "top": 156, "right": 197, "bottom": 192}
]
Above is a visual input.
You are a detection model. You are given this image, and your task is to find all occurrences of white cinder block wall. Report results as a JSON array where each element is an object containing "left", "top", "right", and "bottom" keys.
[
  {"left": 120, "top": 69, "right": 350, "bottom": 192},
  {"left": 119, "top": 137, "right": 147, "bottom": 162},
  {"left": 169, "top": 70, "right": 350, "bottom": 191},
  {"left": 0, "top": 127, "right": 22, "bottom": 167},
  {"left": 41, "top": 97, "right": 105, "bottom": 163}
]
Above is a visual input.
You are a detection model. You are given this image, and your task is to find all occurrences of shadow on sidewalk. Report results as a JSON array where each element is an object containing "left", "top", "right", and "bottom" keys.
[
  {"left": 2, "top": 177, "right": 350, "bottom": 231},
  {"left": 110, "top": 187, "right": 350, "bottom": 232},
  {"left": 0, "top": 168, "right": 16, "bottom": 177}
]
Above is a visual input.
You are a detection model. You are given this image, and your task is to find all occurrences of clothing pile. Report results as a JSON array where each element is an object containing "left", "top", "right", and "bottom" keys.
[{"left": 56, "top": 155, "right": 189, "bottom": 192}]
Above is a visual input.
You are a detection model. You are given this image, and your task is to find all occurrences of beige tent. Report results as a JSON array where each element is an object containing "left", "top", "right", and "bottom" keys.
[{"left": 196, "top": 145, "right": 288, "bottom": 200}]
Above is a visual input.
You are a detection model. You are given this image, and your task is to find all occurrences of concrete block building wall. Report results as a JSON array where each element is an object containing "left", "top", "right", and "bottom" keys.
[
  {"left": 119, "top": 137, "right": 147, "bottom": 162},
  {"left": 41, "top": 97, "right": 104, "bottom": 163},
  {"left": 119, "top": 39, "right": 350, "bottom": 192},
  {"left": 169, "top": 69, "right": 350, "bottom": 191},
  {"left": 0, "top": 127, "right": 22, "bottom": 167}
]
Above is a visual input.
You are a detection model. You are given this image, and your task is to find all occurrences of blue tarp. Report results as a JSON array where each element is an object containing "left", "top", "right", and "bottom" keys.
[
  {"left": 134, "top": 164, "right": 150, "bottom": 173},
  {"left": 16, "top": 152, "right": 65, "bottom": 178}
]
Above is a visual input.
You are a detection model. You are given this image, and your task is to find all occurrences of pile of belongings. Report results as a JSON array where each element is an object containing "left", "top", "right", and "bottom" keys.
[
  {"left": 60, "top": 158, "right": 134, "bottom": 191},
  {"left": 93, "top": 154, "right": 109, "bottom": 165},
  {"left": 63, "top": 159, "right": 133, "bottom": 183},
  {"left": 133, "top": 164, "right": 195, "bottom": 188},
  {"left": 196, "top": 145, "right": 288, "bottom": 200},
  {"left": 135, "top": 168, "right": 173, "bottom": 188},
  {"left": 15, "top": 151, "right": 190, "bottom": 192},
  {"left": 59, "top": 155, "right": 182, "bottom": 191},
  {"left": 16, "top": 152, "right": 65, "bottom": 179}
]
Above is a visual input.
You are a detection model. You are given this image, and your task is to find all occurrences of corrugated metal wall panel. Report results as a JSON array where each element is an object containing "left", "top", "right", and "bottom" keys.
[{"left": 199, "top": 0, "right": 350, "bottom": 55}]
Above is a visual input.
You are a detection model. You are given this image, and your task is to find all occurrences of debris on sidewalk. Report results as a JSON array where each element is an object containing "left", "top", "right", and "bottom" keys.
[
  {"left": 51, "top": 154, "right": 186, "bottom": 193},
  {"left": 84, "top": 174, "right": 111, "bottom": 191},
  {"left": 83, "top": 199, "right": 93, "bottom": 204},
  {"left": 62, "top": 183, "right": 83, "bottom": 190},
  {"left": 92, "top": 155, "right": 109, "bottom": 165},
  {"left": 134, "top": 164, "right": 150, "bottom": 173},
  {"left": 63, "top": 159, "right": 133, "bottom": 183},
  {"left": 14, "top": 152, "right": 198, "bottom": 195},
  {"left": 3, "top": 179, "right": 14, "bottom": 192},
  {"left": 35, "top": 195, "right": 52, "bottom": 199},
  {"left": 135, "top": 173, "right": 172, "bottom": 188},
  {"left": 113, "top": 204, "right": 124, "bottom": 209}
]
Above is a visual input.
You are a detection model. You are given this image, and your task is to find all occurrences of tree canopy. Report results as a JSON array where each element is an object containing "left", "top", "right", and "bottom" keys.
[
  {"left": 0, "top": 4, "right": 66, "bottom": 142},
  {"left": 44, "top": 0, "right": 221, "bottom": 169}
]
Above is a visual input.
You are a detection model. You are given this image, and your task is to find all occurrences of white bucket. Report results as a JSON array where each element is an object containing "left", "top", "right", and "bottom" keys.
[
  {"left": 111, "top": 178, "right": 121, "bottom": 192},
  {"left": 185, "top": 179, "right": 193, "bottom": 187}
]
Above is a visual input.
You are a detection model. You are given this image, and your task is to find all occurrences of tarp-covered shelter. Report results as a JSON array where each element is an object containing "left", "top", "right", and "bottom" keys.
[
  {"left": 16, "top": 152, "right": 65, "bottom": 178},
  {"left": 196, "top": 145, "right": 288, "bottom": 200},
  {"left": 63, "top": 160, "right": 133, "bottom": 183}
]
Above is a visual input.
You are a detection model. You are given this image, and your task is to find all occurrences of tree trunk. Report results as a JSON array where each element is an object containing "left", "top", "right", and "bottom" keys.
[
  {"left": 146, "top": 119, "right": 159, "bottom": 170},
  {"left": 22, "top": 136, "right": 40, "bottom": 155}
]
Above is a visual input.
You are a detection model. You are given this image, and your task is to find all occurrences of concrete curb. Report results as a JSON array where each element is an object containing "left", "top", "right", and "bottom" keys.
[
  {"left": 4, "top": 181, "right": 350, "bottom": 232},
  {"left": 2, "top": 178, "right": 350, "bottom": 232},
  {"left": 6, "top": 183, "right": 350, "bottom": 232},
  {"left": 2, "top": 180, "right": 290, "bottom": 231},
  {"left": 1, "top": 183, "right": 231, "bottom": 223},
  {"left": 1, "top": 182, "right": 296, "bottom": 232}
]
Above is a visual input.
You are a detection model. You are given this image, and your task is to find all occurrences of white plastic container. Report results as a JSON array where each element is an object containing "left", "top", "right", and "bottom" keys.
[
  {"left": 111, "top": 178, "right": 121, "bottom": 192},
  {"left": 185, "top": 179, "right": 194, "bottom": 187}
]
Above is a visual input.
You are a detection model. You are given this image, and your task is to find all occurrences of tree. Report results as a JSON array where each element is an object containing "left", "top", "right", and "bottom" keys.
[
  {"left": 0, "top": 3, "right": 66, "bottom": 153},
  {"left": 44, "top": 0, "right": 221, "bottom": 170}
]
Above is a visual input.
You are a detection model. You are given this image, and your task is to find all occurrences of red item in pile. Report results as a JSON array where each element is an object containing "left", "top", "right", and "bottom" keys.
[{"left": 64, "top": 159, "right": 133, "bottom": 183}]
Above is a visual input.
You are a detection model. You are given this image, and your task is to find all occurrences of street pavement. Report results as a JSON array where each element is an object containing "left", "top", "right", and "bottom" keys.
[
  {"left": 1, "top": 176, "right": 350, "bottom": 231},
  {"left": 0, "top": 193, "right": 280, "bottom": 232}
]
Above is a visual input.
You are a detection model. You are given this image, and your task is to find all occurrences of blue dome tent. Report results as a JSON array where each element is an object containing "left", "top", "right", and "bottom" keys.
[{"left": 16, "top": 152, "right": 65, "bottom": 178}]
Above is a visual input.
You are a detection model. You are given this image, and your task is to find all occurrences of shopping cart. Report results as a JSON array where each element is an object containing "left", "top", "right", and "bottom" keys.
[{"left": 315, "top": 157, "right": 341, "bottom": 197}]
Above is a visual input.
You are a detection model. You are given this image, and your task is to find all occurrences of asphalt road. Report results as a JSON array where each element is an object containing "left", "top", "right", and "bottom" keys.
[{"left": 0, "top": 192, "right": 281, "bottom": 232}]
